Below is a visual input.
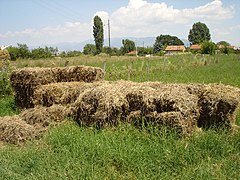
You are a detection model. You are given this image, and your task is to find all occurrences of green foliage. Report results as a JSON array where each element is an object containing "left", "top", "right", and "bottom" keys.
[
  {"left": 217, "top": 41, "right": 230, "bottom": 47},
  {"left": 137, "top": 47, "right": 154, "bottom": 56},
  {"left": 0, "top": 96, "right": 18, "bottom": 116},
  {"left": 201, "top": 41, "right": 216, "bottom": 55},
  {"left": 8, "top": 44, "right": 58, "bottom": 60},
  {"left": 121, "top": 39, "right": 136, "bottom": 54},
  {"left": 188, "top": 22, "right": 211, "bottom": 44},
  {"left": 31, "top": 46, "right": 58, "bottom": 59},
  {"left": 0, "top": 62, "right": 12, "bottom": 97},
  {"left": 7, "top": 44, "right": 31, "bottom": 60},
  {"left": 59, "top": 50, "right": 82, "bottom": 57},
  {"left": 153, "top": 34, "right": 184, "bottom": 53},
  {"left": 83, "top": 44, "right": 96, "bottom": 55},
  {"left": 93, "top": 16, "right": 104, "bottom": 55}
]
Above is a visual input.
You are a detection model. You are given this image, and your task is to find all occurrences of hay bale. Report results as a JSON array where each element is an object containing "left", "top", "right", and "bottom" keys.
[
  {"left": 72, "top": 81, "right": 200, "bottom": 135},
  {"left": 59, "top": 66, "right": 104, "bottom": 82},
  {"left": 0, "top": 116, "right": 41, "bottom": 144},
  {"left": 70, "top": 81, "right": 240, "bottom": 134},
  {"left": 10, "top": 66, "right": 104, "bottom": 108},
  {"left": 34, "top": 81, "right": 105, "bottom": 107},
  {"left": 145, "top": 82, "right": 240, "bottom": 130},
  {"left": 20, "top": 105, "right": 70, "bottom": 127},
  {"left": 198, "top": 84, "right": 239, "bottom": 129},
  {"left": 0, "top": 105, "right": 70, "bottom": 144}
]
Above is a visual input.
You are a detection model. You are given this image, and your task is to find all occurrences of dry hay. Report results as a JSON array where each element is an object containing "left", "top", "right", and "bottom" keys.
[
  {"left": 70, "top": 81, "right": 239, "bottom": 135},
  {"left": 1, "top": 79, "right": 239, "bottom": 144},
  {"left": 197, "top": 84, "right": 240, "bottom": 129},
  {"left": 72, "top": 81, "right": 201, "bottom": 135},
  {"left": 0, "top": 105, "right": 70, "bottom": 144},
  {"left": 20, "top": 105, "right": 70, "bottom": 127},
  {"left": 0, "top": 116, "right": 41, "bottom": 144},
  {"left": 10, "top": 66, "right": 104, "bottom": 109},
  {"left": 34, "top": 81, "right": 105, "bottom": 107}
]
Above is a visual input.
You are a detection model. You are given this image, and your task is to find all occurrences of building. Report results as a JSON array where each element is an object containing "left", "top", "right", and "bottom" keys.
[
  {"left": 165, "top": 45, "right": 186, "bottom": 54},
  {"left": 127, "top": 50, "right": 138, "bottom": 56},
  {"left": 190, "top": 44, "right": 201, "bottom": 51}
]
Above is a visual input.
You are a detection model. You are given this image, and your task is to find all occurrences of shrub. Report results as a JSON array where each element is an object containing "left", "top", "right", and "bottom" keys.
[
  {"left": 201, "top": 41, "right": 216, "bottom": 55},
  {"left": 0, "top": 59, "right": 13, "bottom": 97}
]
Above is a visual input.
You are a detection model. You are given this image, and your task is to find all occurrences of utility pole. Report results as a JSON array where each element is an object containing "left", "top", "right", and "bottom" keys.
[{"left": 108, "top": 19, "right": 111, "bottom": 48}]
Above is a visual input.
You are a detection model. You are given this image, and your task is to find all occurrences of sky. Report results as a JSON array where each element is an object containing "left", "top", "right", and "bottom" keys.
[{"left": 0, "top": 0, "right": 239, "bottom": 47}]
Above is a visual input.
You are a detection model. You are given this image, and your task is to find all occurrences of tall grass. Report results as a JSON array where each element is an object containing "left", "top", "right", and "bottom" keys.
[
  {"left": 1, "top": 54, "right": 240, "bottom": 179},
  {"left": 11, "top": 54, "right": 240, "bottom": 87},
  {"left": 0, "top": 121, "right": 239, "bottom": 179}
]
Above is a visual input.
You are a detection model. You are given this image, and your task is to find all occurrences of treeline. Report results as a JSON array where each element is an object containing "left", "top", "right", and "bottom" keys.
[
  {"left": 6, "top": 20, "right": 239, "bottom": 61},
  {"left": 7, "top": 43, "right": 82, "bottom": 60}
]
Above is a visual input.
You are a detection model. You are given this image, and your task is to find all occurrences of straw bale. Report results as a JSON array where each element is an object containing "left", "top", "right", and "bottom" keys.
[
  {"left": 0, "top": 105, "right": 70, "bottom": 144},
  {"left": 198, "top": 84, "right": 239, "bottom": 129},
  {"left": 0, "top": 116, "right": 41, "bottom": 144},
  {"left": 20, "top": 105, "right": 70, "bottom": 127},
  {"left": 59, "top": 66, "right": 105, "bottom": 82},
  {"left": 72, "top": 81, "right": 200, "bottom": 135},
  {"left": 34, "top": 81, "right": 105, "bottom": 107},
  {"left": 10, "top": 66, "right": 104, "bottom": 108}
]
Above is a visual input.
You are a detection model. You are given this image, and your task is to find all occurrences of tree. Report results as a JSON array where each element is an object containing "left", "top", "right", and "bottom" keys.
[
  {"left": 17, "top": 43, "right": 31, "bottom": 59},
  {"left": 217, "top": 41, "right": 230, "bottom": 47},
  {"left": 93, "top": 16, "right": 104, "bottom": 55},
  {"left": 121, "top": 39, "right": 135, "bottom": 54},
  {"left": 7, "top": 46, "right": 19, "bottom": 60},
  {"left": 7, "top": 44, "right": 31, "bottom": 60},
  {"left": 153, "top": 34, "right": 184, "bottom": 53},
  {"left": 217, "top": 41, "right": 231, "bottom": 54},
  {"left": 188, "top": 22, "right": 211, "bottom": 44},
  {"left": 137, "top": 47, "right": 154, "bottom": 56},
  {"left": 83, "top": 44, "right": 96, "bottom": 55},
  {"left": 201, "top": 41, "right": 216, "bottom": 55}
]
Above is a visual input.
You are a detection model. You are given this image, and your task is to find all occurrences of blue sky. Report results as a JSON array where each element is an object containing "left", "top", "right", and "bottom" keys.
[{"left": 0, "top": 0, "right": 239, "bottom": 47}]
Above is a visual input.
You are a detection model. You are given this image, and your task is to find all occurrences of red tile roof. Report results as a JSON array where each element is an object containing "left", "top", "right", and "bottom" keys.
[
  {"left": 190, "top": 44, "right": 201, "bottom": 50},
  {"left": 165, "top": 45, "right": 185, "bottom": 51}
]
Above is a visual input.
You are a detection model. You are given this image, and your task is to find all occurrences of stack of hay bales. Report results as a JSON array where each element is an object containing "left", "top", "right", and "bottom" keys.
[
  {"left": 10, "top": 66, "right": 104, "bottom": 108},
  {"left": 73, "top": 81, "right": 200, "bottom": 134},
  {"left": 33, "top": 80, "right": 240, "bottom": 134},
  {"left": 1, "top": 65, "right": 239, "bottom": 144},
  {"left": 71, "top": 81, "right": 200, "bottom": 135}
]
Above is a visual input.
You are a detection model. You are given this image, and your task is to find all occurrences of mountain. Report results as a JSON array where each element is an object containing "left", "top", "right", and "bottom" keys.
[
  {"left": 30, "top": 37, "right": 189, "bottom": 52},
  {"left": 51, "top": 37, "right": 156, "bottom": 52}
]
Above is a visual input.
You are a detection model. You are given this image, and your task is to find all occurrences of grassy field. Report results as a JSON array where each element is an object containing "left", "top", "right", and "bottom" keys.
[{"left": 1, "top": 54, "right": 240, "bottom": 179}]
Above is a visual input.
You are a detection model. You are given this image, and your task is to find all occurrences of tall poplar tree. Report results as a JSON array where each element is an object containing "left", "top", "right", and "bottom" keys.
[{"left": 93, "top": 16, "right": 104, "bottom": 55}]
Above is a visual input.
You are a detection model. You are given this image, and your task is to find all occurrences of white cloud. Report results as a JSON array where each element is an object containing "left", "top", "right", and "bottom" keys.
[
  {"left": 109, "top": 0, "right": 234, "bottom": 38},
  {"left": 0, "top": 0, "right": 237, "bottom": 46},
  {"left": 0, "top": 22, "right": 92, "bottom": 46}
]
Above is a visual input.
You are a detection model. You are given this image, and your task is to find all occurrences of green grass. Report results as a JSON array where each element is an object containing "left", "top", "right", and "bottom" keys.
[
  {"left": 0, "top": 96, "right": 18, "bottom": 116},
  {"left": 1, "top": 54, "right": 240, "bottom": 179},
  {"left": 0, "top": 122, "right": 240, "bottom": 179}
]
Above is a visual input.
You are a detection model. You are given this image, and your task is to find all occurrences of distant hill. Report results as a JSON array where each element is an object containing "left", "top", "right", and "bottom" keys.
[{"left": 30, "top": 37, "right": 190, "bottom": 52}]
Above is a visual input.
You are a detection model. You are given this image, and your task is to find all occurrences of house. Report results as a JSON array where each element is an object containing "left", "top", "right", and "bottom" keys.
[
  {"left": 165, "top": 45, "right": 186, "bottom": 54},
  {"left": 127, "top": 50, "right": 138, "bottom": 56},
  {"left": 190, "top": 44, "right": 201, "bottom": 51}
]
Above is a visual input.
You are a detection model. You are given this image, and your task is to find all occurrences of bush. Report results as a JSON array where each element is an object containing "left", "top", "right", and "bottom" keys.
[
  {"left": 201, "top": 41, "right": 216, "bottom": 55},
  {"left": 0, "top": 62, "right": 13, "bottom": 97}
]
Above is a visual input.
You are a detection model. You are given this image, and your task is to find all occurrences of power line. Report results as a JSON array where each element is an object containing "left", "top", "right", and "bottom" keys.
[{"left": 31, "top": 0, "right": 80, "bottom": 22}]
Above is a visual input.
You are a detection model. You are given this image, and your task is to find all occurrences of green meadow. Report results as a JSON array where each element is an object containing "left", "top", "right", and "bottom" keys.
[{"left": 1, "top": 54, "right": 240, "bottom": 179}]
